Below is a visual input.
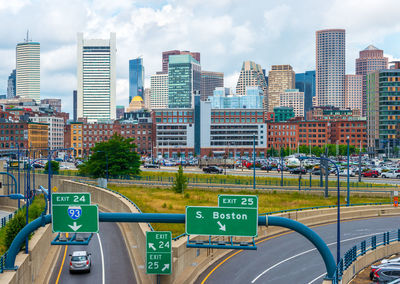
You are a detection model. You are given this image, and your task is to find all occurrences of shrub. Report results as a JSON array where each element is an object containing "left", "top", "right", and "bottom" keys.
[
  {"left": 172, "top": 166, "right": 187, "bottom": 194},
  {"left": 5, "top": 211, "right": 26, "bottom": 249}
]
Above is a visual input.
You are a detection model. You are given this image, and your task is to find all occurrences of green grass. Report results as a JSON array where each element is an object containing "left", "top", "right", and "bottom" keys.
[
  {"left": 0, "top": 195, "right": 46, "bottom": 255},
  {"left": 108, "top": 184, "right": 390, "bottom": 237}
]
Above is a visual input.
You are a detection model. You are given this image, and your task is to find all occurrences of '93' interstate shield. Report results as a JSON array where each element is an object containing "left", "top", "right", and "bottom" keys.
[{"left": 68, "top": 206, "right": 82, "bottom": 220}]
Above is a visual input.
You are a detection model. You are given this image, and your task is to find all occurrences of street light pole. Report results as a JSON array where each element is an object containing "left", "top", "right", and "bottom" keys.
[
  {"left": 280, "top": 147, "right": 283, "bottom": 187},
  {"left": 253, "top": 134, "right": 256, "bottom": 190},
  {"left": 17, "top": 143, "right": 20, "bottom": 209},
  {"left": 346, "top": 136, "right": 350, "bottom": 206}
]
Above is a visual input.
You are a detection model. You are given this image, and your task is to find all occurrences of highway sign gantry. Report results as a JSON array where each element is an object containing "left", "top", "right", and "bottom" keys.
[
  {"left": 52, "top": 204, "right": 99, "bottom": 233},
  {"left": 186, "top": 206, "right": 258, "bottom": 237},
  {"left": 218, "top": 195, "right": 258, "bottom": 209},
  {"left": 146, "top": 231, "right": 172, "bottom": 275},
  {"left": 52, "top": 193, "right": 91, "bottom": 205}
]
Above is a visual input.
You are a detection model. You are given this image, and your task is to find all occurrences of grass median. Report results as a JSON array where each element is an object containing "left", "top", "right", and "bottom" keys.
[{"left": 108, "top": 184, "right": 391, "bottom": 237}]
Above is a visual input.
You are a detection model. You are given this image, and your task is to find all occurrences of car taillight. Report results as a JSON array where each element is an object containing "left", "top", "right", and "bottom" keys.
[
  {"left": 86, "top": 260, "right": 89, "bottom": 265},
  {"left": 374, "top": 268, "right": 381, "bottom": 279},
  {"left": 70, "top": 261, "right": 72, "bottom": 266}
]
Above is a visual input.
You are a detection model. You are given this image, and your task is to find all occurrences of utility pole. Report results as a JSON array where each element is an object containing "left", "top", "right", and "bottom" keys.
[{"left": 324, "top": 148, "right": 329, "bottom": 198}]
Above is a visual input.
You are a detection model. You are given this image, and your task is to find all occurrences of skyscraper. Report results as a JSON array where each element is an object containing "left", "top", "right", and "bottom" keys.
[
  {"left": 268, "top": 65, "right": 295, "bottom": 112},
  {"left": 236, "top": 61, "right": 268, "bottom": 108},
  {"left": 7, "top": 69, "right": 16, "bottom": 99},
  {"left": 316, "top": 29, "right": 346, "bottom": 108},
  {"left": 129, "top": 57, "right": 144, "bottom": 103},
  {"left": 144, "top": 88, "right": 151, "bottom": 110},
  {"left": 168, "top": 54, "right": 201, "bottom": 108},
  {"left": 73, "top": 90, "right": 77, "bottom": 121},
  {"left": 344, "top": 75, "right": 363, "bottom": 112},
  {"left": 279, "top": 89, "right": 305, "bottom": 117},
  {"left": 295, "top": 70, "right": 315, "bottom": 113},
  {"left": 77, "top": 32, "right": 116, "bottom": 122},
  {"left": 150, "top": 73, "right": 168, "bottom": 109},
  {"left": 356, "top": 45, "right": 388, "bottom": 115},
  {"left": 162, "top": 50, "right": 200, "bottom": 74},
  {"left": 16, "top": 36, "right": 40, "bottom": 103},
  {"left": 200, "top": 71, "right": 224, "bottom": 101}
]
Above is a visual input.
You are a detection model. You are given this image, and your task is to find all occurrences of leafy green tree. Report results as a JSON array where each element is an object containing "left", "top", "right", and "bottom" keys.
[
  {"left": 78, "top": 134, "right": 140, "bottom": 178},
  {"left": 311, "top": 146, "right": 322, "bottom": 157},
  {"left": 44, "top": 161, "right": 60, "bottom": 174},
  {"left": 172, "top": 165, "right": 187, "bottom": 193},
  {"left": 326, "top": 144, "right": 337, "bottom": 157},
  {"left": 299, "top": 145, "right": 309, "bottom": 154},
  {"left": 5, "top": 211, "right": 25, "bottom": 249}
]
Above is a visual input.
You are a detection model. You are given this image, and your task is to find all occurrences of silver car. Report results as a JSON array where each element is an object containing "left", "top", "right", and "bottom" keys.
[
  {"left": 69, "top": 251, "right": 91, "bottom": 273},
  {"left": 373, "top": 266, "right": 400, "bottom": 283}
]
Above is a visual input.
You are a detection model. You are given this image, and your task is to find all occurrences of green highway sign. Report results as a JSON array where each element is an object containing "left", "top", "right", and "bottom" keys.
[
  {"left": 52, "top": 205, "right": 99, "bottom": 233},
  {"left": 186, "top": 206, "right": 258, "bottom": 237},
  {"left": 146, "top": 231, "right": 172, "bottom": 275},
  {"left": 52, "top": 193, "right": 91, "bottom": 205},
  {"left": 218, "top": 195, "right": 258, "bottom": 209}
]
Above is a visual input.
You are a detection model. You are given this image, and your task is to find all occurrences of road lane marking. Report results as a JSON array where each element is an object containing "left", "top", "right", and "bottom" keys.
[
  {"left": 55, "top": 233, "right": 68, "bottom": 284},
  {"left": 97, "top": 233, "right": 105, "bottom": 284},
  {"left": 308, "top": 272, "right": 326, "bottom": 284},
  {"left": 251, "top": 230, "right": 386, "bottom": 283}
]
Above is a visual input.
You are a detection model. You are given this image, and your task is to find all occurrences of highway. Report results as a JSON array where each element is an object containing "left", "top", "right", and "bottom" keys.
[
  {"left": 142, "top": 166, "right": 400, "bottom": 185},
  {"left": 49, "top": 222, "right": 135, "bottom": 284},
  {"left": 0, "top": 210, "right": 11, "bottom": 220},
  {"left": 195, "top": 216, "right": 400, "bottom": 284}
]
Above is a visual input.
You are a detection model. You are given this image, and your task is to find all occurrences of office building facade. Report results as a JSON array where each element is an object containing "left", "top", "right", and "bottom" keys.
[
  {"left": 316, "top": 29, "right": 346, "bottom": 108},
  {"left": 77, "top": 32, "right": 116, "bottom": 122},
  {"left": 210, "top": 87, "right": 264, "bottom": 109},
  {"left": 129, "top": 57, "right": 144, "bottom": 103},
  {"left": 344, "top": 75, "right": 363, "bottom": 112},
  {"left": 200, "top": 71, "right": 224, "bottom": 101},
  {"left": 73, "top": 90, "right": 77, "bottom": 121},
  {"left": 268, "top": 65, "right": 295, "bottom": 112},
  {"left": 150, "top": 73, "right": 168, "bottom": 109},
  {"left": 168, "top": 55, "right": 201, "bottom": 109},
  {"left": 31, "top": 116, "right": 64, "bottom": 150},
  {"left": 295, "top": 70, "right": 315, "bottom": 112},
  {"left": 16, "top": 41, "right": 40, "bottom": 103},
  {"left": 356, "top": 45, "right": 388, "bottom": 116},
  {"left": 7, "top": 70, "right": 16, "bottom": 99},
  {"left": 279, "top": 89, "right": 305, "bottom": 117},
  {"left": 41, "top": 99, "right": 61, "bottom": 112},
  {"left": 161, "top": 50, "right": 200, "bottom": 74}
]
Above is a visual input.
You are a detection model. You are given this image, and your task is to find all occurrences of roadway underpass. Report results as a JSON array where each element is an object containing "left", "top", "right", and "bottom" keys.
[
  {"left": 49, "top": 222, "right": 135, "bottom": 284},
  {"left": 195, "top": 216, "right": 400, "bottom": 284}
]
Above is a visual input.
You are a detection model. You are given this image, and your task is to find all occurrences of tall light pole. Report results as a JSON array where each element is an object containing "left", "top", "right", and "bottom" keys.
[
  {"left": 346, "top": 136, "right": 350, "bottom": 206},
  {"left": 253, "top": 134, "right": 256, "bottom": 189}
]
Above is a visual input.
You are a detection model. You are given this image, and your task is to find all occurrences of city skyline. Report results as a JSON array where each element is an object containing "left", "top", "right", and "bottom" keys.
[{"left": 0, "top": 0, "right": 399, "bottom": 115}]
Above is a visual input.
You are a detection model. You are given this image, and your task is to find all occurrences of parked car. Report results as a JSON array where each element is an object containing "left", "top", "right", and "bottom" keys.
[
  {"left": 144, "top": 163, "right": 159, "bottom": 168},
  {"left": 381, "top": 170, "right": 400, "bottom": 179},
  {"left": 202, "top": 166, "right": 223, "bottom": 174},
  {"left": 362, "top": 170, "right": 380, "bottom": 178},
  {"left": 69, "top": 251, "right": 91, "bottom": 273},
  {"left": 372, "top": 266, "right": 400, "bottom": 283},
  {"left": 371, "top": 262, "right": 400, "bottom": 280},
  {"left": 289, "top": 167, "right": 307, "bottom": 174},
  {"left": 260, "top": 165, "right": 272, "bottom": 171},
  {"left": 335, "top": 169, "right": 355, "bottom": 177}
]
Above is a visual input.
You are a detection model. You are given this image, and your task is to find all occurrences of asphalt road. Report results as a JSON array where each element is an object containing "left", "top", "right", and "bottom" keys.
[
  {"left": 141, "top": 166, "right": 400, "bottom": 185},
  {"left": 49, "top": 222, "right": 135, "bottom": 284},
  {"left": 0, "top": 210, "right": 11, "bottom": 220},
  {"left": 195, "top": 216, "right": 400, "bottom": 284}
]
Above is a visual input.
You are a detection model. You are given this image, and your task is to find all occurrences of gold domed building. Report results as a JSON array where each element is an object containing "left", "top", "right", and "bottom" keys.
[{"left": 126, "top": 96, "right": 145, "bottom": 112}]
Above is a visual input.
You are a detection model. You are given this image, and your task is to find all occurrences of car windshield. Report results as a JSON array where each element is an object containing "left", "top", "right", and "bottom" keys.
[{"left": 71, "top": 256, "right": 87, "bottom": 261}]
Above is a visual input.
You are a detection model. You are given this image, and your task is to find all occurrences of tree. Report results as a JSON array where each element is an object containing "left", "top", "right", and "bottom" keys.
[
  {"left": 172, "top": 165, "right": 187, "bottom": 193},
  {"left": 311, "top": 146, "right": 322, "bottom": 157},
  {"left": 44, "top": 161, "right": 60, "bottom": 174},
  {"left": 78, "top": 134, "right": 140, "bottom": 178},
  {"left": 299, "top": 145, "right": 309, "bottom": 154}
]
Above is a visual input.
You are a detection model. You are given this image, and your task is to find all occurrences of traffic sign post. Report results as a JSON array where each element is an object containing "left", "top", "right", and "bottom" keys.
[
  {"left": 186, "top": 206, "right": 258, "bottom": 237},
  {"left": 146, "top": 231, "right": 172, "bottom": 275},
  {"left": 52, "top": 204, "right": 99, "bottom": 233},
  {"left": 52, "top": 193, "right": 91, "bottom": 205},
  {"left": 218, "top": 195, "right": 258, "bottom": 209}
]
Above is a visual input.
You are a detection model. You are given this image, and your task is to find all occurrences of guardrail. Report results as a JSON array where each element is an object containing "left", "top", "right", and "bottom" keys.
[{"left": 334, "top": 228, "right": 400, "bottom": 283}]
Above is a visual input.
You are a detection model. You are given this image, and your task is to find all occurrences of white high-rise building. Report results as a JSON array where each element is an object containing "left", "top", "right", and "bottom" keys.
[
  {"left": 279, "top": 89, "right": 305, "bottom": 117},
  {"left": 150, "top": 73, "right": 168, "bottom": 109},
  {"left": 16, "top": 39, "right": 40, "bottom": 103},
  {"left": 77, "top": 32, "right": 116, "bottom": 122}
]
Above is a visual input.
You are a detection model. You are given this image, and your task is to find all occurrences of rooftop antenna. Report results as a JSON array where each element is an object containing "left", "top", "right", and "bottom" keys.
[{"left": 25, "top": 30, "right": 31, "bottom": 43}]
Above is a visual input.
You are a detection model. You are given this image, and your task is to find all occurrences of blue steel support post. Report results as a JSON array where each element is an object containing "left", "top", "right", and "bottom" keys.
[
  {"left": 106, "top": 154, "right": 109, "bottom": 182},
  {"left": 253, "top": 134, "right": 256, "bottom": 190},
  {"left": 335, "top": 161, "right": 340, "bottom": 265},
  {"left": 280, "top": 149, "right": 283, "bottom": 187},
  {"left": 48, "top": 150, "right": 52, "bottom": 214},
  {"left": 32, "top": 152, "right": 35, "bottom": 195},
  {"left": 17, "top": 143, "right": 20, "bottom": 209},
  {"left": 25, "top": 153, "right": 30, "bottom": 253},
  {"left": 347, "top": 137, "right": 350, "bottom": 206}
]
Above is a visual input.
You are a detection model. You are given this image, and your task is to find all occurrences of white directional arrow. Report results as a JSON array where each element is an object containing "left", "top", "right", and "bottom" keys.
[
  {"left": 217, "top": 221, "right": 226, "bottom": 231},
  {"left": 148, "top": 243, "right": 156, "bottom": 251},
  {"left": 161, "top": 264, "right": 170, "bottom": 271},
  {"left": 68, "top": 222, "right": 82, "bottom": 232}
]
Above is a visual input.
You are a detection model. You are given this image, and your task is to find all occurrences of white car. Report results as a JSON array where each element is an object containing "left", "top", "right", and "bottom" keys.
[{"left": 380, "top": 171, "right": 400, "bottom": 179}]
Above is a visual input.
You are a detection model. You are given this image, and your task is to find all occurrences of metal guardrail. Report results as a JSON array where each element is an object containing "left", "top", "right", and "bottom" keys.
[{"left": 333, "top": 228, "right": 400, "bottom": 283}]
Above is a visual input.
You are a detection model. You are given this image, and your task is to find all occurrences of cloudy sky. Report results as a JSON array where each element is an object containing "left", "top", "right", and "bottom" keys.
[{"left": 0, "top": 0, "right": 400, "bottom": 114}]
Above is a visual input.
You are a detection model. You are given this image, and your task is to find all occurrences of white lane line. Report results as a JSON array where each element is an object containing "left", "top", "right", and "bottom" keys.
[
  {"left": 251, "top": 230, "right": 386, "bottom": 283},
  {"left": 97, "top": 233, "right": 105, "bottom": 284},
  {"left": 308, "top": 273, "right": 326, "bottom": 284}
]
